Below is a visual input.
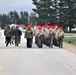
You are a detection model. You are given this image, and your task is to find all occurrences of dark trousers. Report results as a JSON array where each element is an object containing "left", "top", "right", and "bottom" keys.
[
  {"left": 15, "top": 36, "right": 20, "bottom": 46},
  {"left": 58, "top": 36, "right": 64, "bottom": 48},
  {"left": 5, "top": 36, "right": 11, "bottom": 46},
  {"left": 50, "top": 36, "right": 53, "bottom": 48},
  {"left": 27, "top": 38, "right": 32, "bottom": 48}
]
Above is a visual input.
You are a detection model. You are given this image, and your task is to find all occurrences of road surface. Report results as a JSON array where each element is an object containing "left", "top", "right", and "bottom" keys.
[{"left": 0, "top": 30, "right": 76, "bottom": 75}]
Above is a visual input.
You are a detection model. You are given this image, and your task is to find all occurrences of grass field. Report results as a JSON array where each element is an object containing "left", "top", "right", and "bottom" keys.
[
  {"left": 64, "top": 33, "right": 76, "bottom": 36},
  {"left": 64, "top": 37, "right": 76, "bottom": 45}
]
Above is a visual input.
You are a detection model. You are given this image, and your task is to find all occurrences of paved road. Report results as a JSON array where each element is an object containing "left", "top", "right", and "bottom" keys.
[{"left": 0, "top": 30, "right": 76, "bottom": 75}]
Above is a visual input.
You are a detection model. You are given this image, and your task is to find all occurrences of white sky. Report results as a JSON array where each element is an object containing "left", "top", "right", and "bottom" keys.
[{"left": 0, "top": 0, "right": 35, "bottom": 14}]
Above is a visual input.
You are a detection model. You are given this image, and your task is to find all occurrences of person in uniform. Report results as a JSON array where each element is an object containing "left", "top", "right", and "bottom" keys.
[
  {"left": 24, "top": 25, "right": 33, "bottom": 48},
  {"left": 35, "top": 25, "right": 43, "bottom": 48},
  {"left": 10, "top": 26, "right": 15, "bottom": 45},
  {"left": 4, "top": 25, "right": 11, "bottom": 46},
  {"left": 58, "top": 27, "right": 64, "bottom": 48},
  {"left": 13, "top": 26, "right": 22, "bottom": 46},
  {"left": 48, "top": 26, "right": 54, "bottom": 48},
  {"left": 53, "top": 25, "right": 59, "bottom": 46}
]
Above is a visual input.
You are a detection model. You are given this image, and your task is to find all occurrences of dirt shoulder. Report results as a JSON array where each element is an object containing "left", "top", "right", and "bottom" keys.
[{"left": 63, "top": 42, "right": 76, "bottom": 55}]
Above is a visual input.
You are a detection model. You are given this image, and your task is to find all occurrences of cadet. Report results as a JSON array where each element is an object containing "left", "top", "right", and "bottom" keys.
[
  {"left": 53, "top": 26, "right": 59, "bottom": 46},
  {"left": 24, "top": 25, "right": 33, "bottom": 48},
  {"left": 10, "top": 26, "right": 15, "bottom": 45},
  {"left": 48, "top": 26, "right": 54, "bottom": 48},
  {"left": 4, "top": 25, "right": 11, "bottom": 46},
  {"left": 13, "top": 26, "right": 22, "bottom": 46},
  {"left": 58, "top": 27, "right": 64, "bottom": 48},
  {"left": 35, "top": 26, "right": 43, "bottom": 48}
]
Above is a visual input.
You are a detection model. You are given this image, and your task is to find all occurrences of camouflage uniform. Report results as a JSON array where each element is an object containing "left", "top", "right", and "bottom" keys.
[
  {"left": 49, "top": 28, "right": 55, "bottom": 48},
  {"left": 58, "top": 30, "right": 64, "bottom": 48},
  {"left": 53, "top": 29, "right": 59, "bottom": 46},
  {"left": 24, "top": 28, "right": 33, "bottom": 48},
  {"left": 35, "top": 30, "right": 44, "bottom": 48},
  {"left": 10, "top": 26, "right": 15, "bottom": 45},
  {"left": 4, "top": 27, "right": 11, "bottom": 46},
  {"left": 13, "top": 26, "right": 22, "bottom": 46}
]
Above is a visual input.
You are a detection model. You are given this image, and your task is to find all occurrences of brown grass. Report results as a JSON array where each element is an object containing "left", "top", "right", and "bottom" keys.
[{"left": 63, "top": 42, "right": 76, "bottom": 55}]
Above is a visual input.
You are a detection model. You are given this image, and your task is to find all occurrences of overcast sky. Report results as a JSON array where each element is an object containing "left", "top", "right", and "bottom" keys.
[{"left": 0, "top": 0, "right": 35, "bottom": 14}]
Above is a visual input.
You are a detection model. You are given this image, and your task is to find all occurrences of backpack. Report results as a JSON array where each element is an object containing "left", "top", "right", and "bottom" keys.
[
  {"left": 4, "top": 29, "right": 11, "bottom": 37},
  {"left": 24, "top": 29, "right": 33, "bottom": 38}
]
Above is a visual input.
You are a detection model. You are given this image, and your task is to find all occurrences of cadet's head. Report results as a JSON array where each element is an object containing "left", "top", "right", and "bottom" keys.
[
  {"left": 56, "top": 28, "right": 59, "bottom": 30},
  {"left": 27, "top": 25, "right": 31, "bottom": 29},
  {"left": 7, "top": 25, "right": 10, "bottom": 28},
  {"left": 38, "top": 26, "right": 42, "bottom": 30},
  {"left": 59, "top": 27, "right": 62, "bottom": 31}
]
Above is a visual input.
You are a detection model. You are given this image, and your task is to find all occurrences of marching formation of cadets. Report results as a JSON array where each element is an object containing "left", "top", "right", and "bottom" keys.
[{"left": 4, "top": 23, "right": 64, "bottom": 48}]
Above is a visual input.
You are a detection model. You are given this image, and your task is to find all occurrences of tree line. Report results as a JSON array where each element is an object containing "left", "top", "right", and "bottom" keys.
[
  {"left": 0, "top": 11, "right": 36, "bottom": 29},
  {"left": 32, "top": 0, "right": 76, "bottom": 32}
]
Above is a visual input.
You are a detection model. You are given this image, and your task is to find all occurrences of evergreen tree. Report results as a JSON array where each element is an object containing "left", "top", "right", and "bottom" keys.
[
  {"left": 24, "top": 11, "right": 29, "bottom": 25},
  {"left": 29, "top": 12, "right": 36, "bottom": 26},
  {"left": 20, "top": 11, "right": 28, "bottom": 25},
  {"left": 58, "top": 0, "right": 76, "bottom": 31},
  {"left": 32, "top": 0, "right": 56, "bottom": 24},
  {"left": 13, "top": 11, "right": 19, "bottom": 24},
  {"left": 8, "top": 11, "right": 14, "bottom": 24},
  {"left": 0, "top": 14, "right": 9, "bottom": 28}
]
